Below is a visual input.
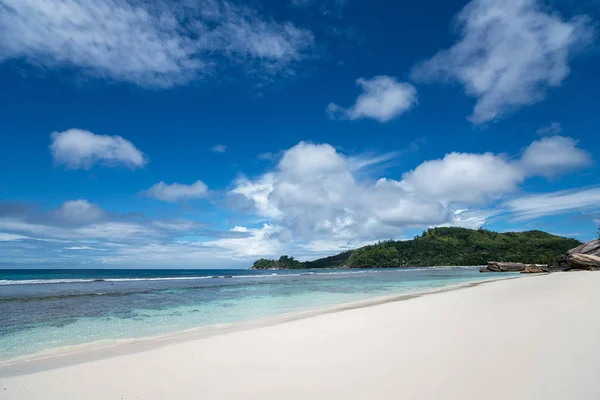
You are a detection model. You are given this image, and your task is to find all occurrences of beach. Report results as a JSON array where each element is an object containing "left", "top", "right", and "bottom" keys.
[{"left": 1, "top": 272, "right": 599, "bottom": 399}]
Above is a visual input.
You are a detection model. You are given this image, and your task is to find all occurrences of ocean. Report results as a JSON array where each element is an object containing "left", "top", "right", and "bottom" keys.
[{"left": 0, "top": 267, "right": 509, "bottom": 361}]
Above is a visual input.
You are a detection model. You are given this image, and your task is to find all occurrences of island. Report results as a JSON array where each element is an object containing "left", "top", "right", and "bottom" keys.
[{"left": 251, "top": 227, "right": 581, "bottom": 270}]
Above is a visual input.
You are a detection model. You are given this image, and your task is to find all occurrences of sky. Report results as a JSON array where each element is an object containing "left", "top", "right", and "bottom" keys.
[{"left": 0, "top": 0, "right": 599, "bottom": 269}]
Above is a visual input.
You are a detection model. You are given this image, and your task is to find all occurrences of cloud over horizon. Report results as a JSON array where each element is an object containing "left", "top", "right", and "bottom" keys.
[
  {"left": 229, "top": 136, "right": 594, "bottom": 255},
  {"left": 0, "top": 199, "right": 250, "bottom": 267},
  {"left": 2, "top": 133, "right": 598, "bottom": 266}
]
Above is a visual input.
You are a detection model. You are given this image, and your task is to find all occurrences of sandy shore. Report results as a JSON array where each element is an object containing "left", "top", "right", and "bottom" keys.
[{"left": 1, "top": 272, "right": 599, "bottom": 399}]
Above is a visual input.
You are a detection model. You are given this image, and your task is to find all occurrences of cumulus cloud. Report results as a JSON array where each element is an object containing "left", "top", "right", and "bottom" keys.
[
  {"left": 521, "top": 136, "right": 593, "bottom": 177},
  {"left": 0, "top": 0, "right": 314, "bottom": 87},
  {"left": 2, "top": 135, "right": 597, "bottom": 265},
  {"left": 211, "top": 144, "right": 227, "bottom": 153},
  {"left": 505, "top": 188, "right": 600, "bottom": 220},
  {"left": 231, "top": 142, "right": 454, "bottom": 245},
  {"left": 145, "top": 181, "right": 209, "bottom": 202},
  {"left": 327, "top": 76, "right": 417, "bottom": 123},
  {"left": 400, "top": 152, "right": 525, "bottom": 204},
  {"left": 50, "top": 129, "right": 147, "bottom": 170},
  {"left": 231, "top": 136, "right": 594, "bottom": 247},
  {"left": 411, "top": 0, "right": 594, "bottom": 124}
]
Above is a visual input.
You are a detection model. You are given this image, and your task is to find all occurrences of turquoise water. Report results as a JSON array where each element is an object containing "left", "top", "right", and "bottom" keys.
[{"left": 0, "top": 268, "right": 510, "bottom": 360}]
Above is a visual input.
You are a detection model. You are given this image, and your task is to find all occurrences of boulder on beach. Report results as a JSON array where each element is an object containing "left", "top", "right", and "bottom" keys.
[
  {"left": 558, "top": 239, "right": 600, "bottom": 271},
  {"left": 479, "top": 262, "right": 544, "bottom": 273},
  {"left": 566, "top": 254, "right": 600, "bottom": 271},
  {"left": 566, "top": 239, "right": 600, "bottom": 257},
  {"left": 521, "top": 265, "right": 548, "bottom": 274}
]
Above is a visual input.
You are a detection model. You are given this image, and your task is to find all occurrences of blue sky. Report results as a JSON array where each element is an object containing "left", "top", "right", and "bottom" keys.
[{"left": 0, "top": 0, "right": 599, "bottom": 268}]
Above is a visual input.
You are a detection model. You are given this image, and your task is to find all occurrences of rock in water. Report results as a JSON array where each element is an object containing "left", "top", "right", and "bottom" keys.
[{"left": 566, "top": 254, "right": 600, "bottom": 271}]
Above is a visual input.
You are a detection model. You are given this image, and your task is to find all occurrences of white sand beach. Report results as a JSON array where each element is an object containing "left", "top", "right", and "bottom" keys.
[{"left": 1, "top": 272, "right": 599, "bottom": 400}]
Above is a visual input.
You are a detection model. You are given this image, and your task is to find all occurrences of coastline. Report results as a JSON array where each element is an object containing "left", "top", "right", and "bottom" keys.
[
  {"left": 4, "top": 272, "right": 599, "bottom": 400},
  {"left": 0, "top": 274, "right": 518, "bottom": 375}
]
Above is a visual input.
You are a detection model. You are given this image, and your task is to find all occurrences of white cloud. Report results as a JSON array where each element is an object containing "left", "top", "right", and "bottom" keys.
[
  {"left": 521, "top": 136, "right": 593, "bottom": 177},
  {"left": 327, "top": 76, "right": 417, "bottom": 123},
  {"left": 0, "top": 0, "right": 314, "bottom": 87},
  {"left": 537, "top": 122, "right": 563, "bottom": 136},
  {"left": 64, "top": 246, "right": 106, "bottom": 251},
  {"left": 0, "top": 199, "right": 259, "bottom": 267},
  {"left": 297, "top": 238, "right": 380, "bottom": 258},
  {"left": 145, "top": 181, "right": 209, "bottom": 202},
  {"left": 231, "top": 136, "right": 594, "bottom": 250},
  {"left": 0, "top": 232, "right": 30, "bottom": 241},
  {"left": 0, "top": 218, "right": 157, "bottom": 241},
  {"left": 2, "top": 134, "right": 597, "bottom": 265},
  {"left": 211, "top": 144, "right": 227, "bottom": 153},
  {"left": 434, "top": 209, "right": 498, "bottom": 230},
  {"left": 93, "top": 242, "right": 247, "bottom": 268},
  {"left": 0, "top": 199, "right": 184, "bottom": 244},
  {"left": 151, "top": 220, "right": 199, "bottom": 232},
  {"left": 232, "top": 173, "right": 283, "bottom": 219},
  {"left": 74, "top": 222, "right": 156, "bottom": 240},
  {"left": 231, "top": 142, "right": 459, "bottom": 245},
  {"left": 506, "top": 188, "right": 600, "bottom": 220},
  {"left": 348, "top": 152, "right": 399, "bottom": 171},
  {"left": 400, "top": 152, "right": 525, "bottom": 204},
  {"left": 370, "top": 185, "right": 448, "bottom": 226},
  {"left": 53, "top": 200, "right": 106, "bottom": 224},
  {"left": 202, "top": 223, "right": 287, "bottom": 258},
  {"left": 50, "top": 129, "right": 147, "bottom": 170},
  {"left": 411, "top": 0, "right": 594, "bottom": 124}
]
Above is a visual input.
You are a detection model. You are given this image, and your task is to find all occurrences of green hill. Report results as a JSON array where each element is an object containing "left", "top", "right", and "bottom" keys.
[{"left": 251, "top": 227, "right": 581, "bottom": 269}]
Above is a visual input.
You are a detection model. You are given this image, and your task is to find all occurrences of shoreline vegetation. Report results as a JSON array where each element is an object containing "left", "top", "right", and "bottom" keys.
[{"left": 252, "top": 227, "right": 581, "bottom": 270}]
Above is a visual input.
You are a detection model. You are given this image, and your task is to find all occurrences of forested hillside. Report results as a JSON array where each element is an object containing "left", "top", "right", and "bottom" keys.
[{"left": 251, "top": 228, "right": 581, "bottom": 269}]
